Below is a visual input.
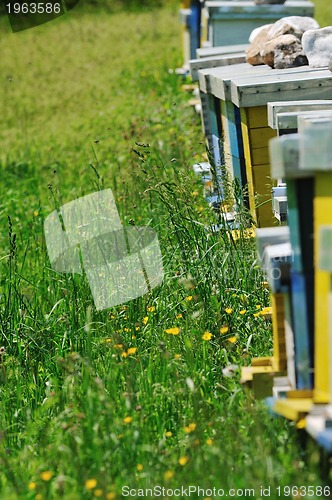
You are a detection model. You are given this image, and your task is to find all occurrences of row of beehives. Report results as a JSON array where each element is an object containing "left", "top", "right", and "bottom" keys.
[
  {"left": 179, "top": 0, "right": 316, "bottom": 72},
  {"left": 182, "top": 1, "right": 332, "bottom": 451}
]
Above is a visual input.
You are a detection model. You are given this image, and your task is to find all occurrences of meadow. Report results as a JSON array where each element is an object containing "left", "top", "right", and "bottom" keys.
[{"left": 0, "top": 1, "right": 331, "bottom": 498}]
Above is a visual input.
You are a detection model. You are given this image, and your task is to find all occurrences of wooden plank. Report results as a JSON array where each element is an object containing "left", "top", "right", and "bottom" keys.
[
  {"left": 271, "top": 293, "right": 287, "bottom": 372},
  {"left": 200, "top": 64, "right": 324, "bottom": 103},
  {"left": 267, "top": 100, "right": 332, "bottom": 130},
  {"left": 205, "top": 0, "right": 314, "bottom": 12},
  {"left": 190, "top": 53, "right": 246, "bottom": 82},
  {"left": 196, "top": 44, "right": 249, "bottom": 59},
  {"left": 290, "top": 270, "right": 313, "bottom": 390},
  {"left": 273, "top": 398, "right": 313, "bottom": 421},
  {"left": 246, "top": 106, "right": 268, "bottom": 129},
  {"left": 249, "top": 127, "right": 276, "bottom": 149},
  {"left": 222, "top": 101, "right": 246, "bottom": 184},
  {"left": 284, "top": 292, "right": 297, "bottom": 389},
  {"left": 277, "top": 109, "right": 332, "bottom": 132},
  {"left": 231, "top": 70, "right": 332, "bottom": 108},
  {"left": 240, "top": 108, "right": 256, "bottom": 218},
  {"left": 251, "top": 147, "right": 271, "bottom": 166},
  {"left": 313, "top": 173, "right": 332, "bottom": 404},
  {"left": 207, "top": 64, "right": 271, "bottom": 101}
]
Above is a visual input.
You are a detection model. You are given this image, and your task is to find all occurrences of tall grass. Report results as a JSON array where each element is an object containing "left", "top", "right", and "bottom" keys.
[{"left": 0, "top": 1, "right": 329, "bottom": 498}]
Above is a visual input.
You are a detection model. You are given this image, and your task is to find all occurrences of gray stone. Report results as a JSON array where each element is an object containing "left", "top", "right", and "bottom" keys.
[
  {"left": 329, "top": 57, "right": 332, "bottom": 73},
  {"left": 302, "top": 27, "right": 332, "bottom": 68},
  {"left": 261, "top": 34, "right": 308, "bottom": 69},
  {"left": 268, "top": 16, "right": 319, "bottom": 41},
  {"left": 246, "top": 25, "right": 273, "bottom": 66},
  {"left": 249, "top": 23, "right": 273, "bottom": 43}
]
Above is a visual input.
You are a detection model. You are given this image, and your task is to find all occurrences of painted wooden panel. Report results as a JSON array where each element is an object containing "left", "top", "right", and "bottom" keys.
[
  {"left": 273, "top": 397, "right": 313, "bottom": 421},
  {"left": 271, "top": 293, "right": 287, "bottom": 372},
  {"left": 196, "top": 44, "right": 249, "bottom": 59},
  {"left": 250, "top": 147, "right": 271, "bottom": 167},
  {"left": 231, "top": 70, "right": 332, "bottom": 108},
  {"left": 252, "top": 164, "right": 276, "bottom": 228},
  {"left": 241, "top": 107, "right": 276, "bottom": 226},
  {"left": 190, "top": 53, "right": 246, "bottom": 82},
  {"left": 313, "top": 173, "right": 332, "bottom": 404},
  {"left": 205, "top": 65, "right": 323, "bottom": 104},
  {"left": 290, "top": 270, "right": 313, "bottom": 390},
  {"left": 224, "top": 101, "right": 246, "bottom": 184},
  {"left": 249, "top": 127, "right": 277, "bottom": 149},
  {"left": 246, "top": 106, "right": 269, "bottom": 129},
  {"left": 267, "top": 100, "right": 332, "bottom": 131}
]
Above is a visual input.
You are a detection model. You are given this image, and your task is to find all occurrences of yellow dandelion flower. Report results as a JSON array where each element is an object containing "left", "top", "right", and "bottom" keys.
[
  {"left": 176, "top": 313, "right": 183, "bottom": 319},
  {"left": 228, "top": 336, "right": 237, "bottom": 344},
  {"left": 33, "top": 210, "right": 39, "bottom": 217},
  {"left": 164, "top": 470, "right": 175, "bottom": 481},
  {"left": 260, "top": 306, "right": 272, "bottom": 316},
  {"left": 296, "top": 419, "right": 306, "bottom": 429},
  {"left": 35, "top": 495, "right": 43, "bottom": 500},
  {"left": 143, "top": 316, "right": 148, "bottom": 325},
  {"left": 121, "top": 305, "right": 128, "bottom": 311},
  {"left": 110, "top": 314, "right": 115, "bottom": 319},
  {"left": 106, "top": 493, "right": 117, "bottom": 500},
  {"left": 184, "top": 422, "right": 196, "bottom": 433},
  {"left": 239, "top": 309, "right": 246, "bottom": 315},
  {"left": 123, "top": 416, "right": 132, "bottom": 424},
  {"left": 127, "top": 347, "right": 137, "bottom": 355},
  {"left": 165, "top": 327, "right": 180, "bottom": 335},
  {"left": 261, "top": 281, "right": 269, "bottom": 288},
  {"left": 165, "top": 431, "right": 173, "bottom": 437},
  {"left": 105, "top": 338, "right": 112, "bottom": 344},
  {"left": 202, "top": 332, "right": 213, "bottom": 341},
  {"left": 114, "top": 344, "right": 123, "bottom": 350},
  {"left": 174, "top": 354, "right": 181, "bottom": 360},
  {"left": 185, "top": 296, "right": 193, "bottom": 301},
  {"left": 256, "top": 305, "right": 261, "bottom": 309},
  {"left": 253, "top": 312, "right": 260, "bottom": 317},
  {"left": 135, "top": 326, "right": 140, "bottom": 331},
  {"left": 121, "top": 352, "right": 128, "bottom": 358},
  {"left": 206, "top": 438, "right": 213, "bottom": 446},
  {"left": 219, "top": 326, "right": 229, "bottom": 335},
  {"left": 123, "top": 327, "right": 131, "bottom": 332},
  {"left": 178, "top": 456, "right": 189, "bottom": 466},
  {"left": 132, "top": 335, "right": 136, "bottom": 339},
  {"left": 28, "top": 482, "right": 37, "bottom": 490},
  {"left": 94, "top": 490, "right": 103, "bottom": 497},
  {"left": 225, "top": 308, "right": 233, "bottom": 314},
  {"left": 40, "top": 471, "right": 53, "bottom": 481},
  {"left": 136, "top": 464, "right": 144, "bottom": 471},
  {"left": 147, "top": 306, "right": 156, "bottom": 312},
  {"left": 191, "top": 190, "right": 199, "bottom": 197},
  {"left": 85, "top": 479, "right": 97, "bottom": 490}
]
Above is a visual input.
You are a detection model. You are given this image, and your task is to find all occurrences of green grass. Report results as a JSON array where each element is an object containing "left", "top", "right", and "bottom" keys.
[{"left": 0, "top": 1, "right": 330, "bottom": 498}]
